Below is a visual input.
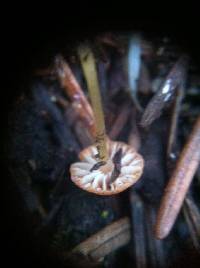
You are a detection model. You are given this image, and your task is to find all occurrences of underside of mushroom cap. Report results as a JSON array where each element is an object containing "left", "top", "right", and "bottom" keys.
[{"left": 70, "top": 140, "right": 144, "bottom": 195}]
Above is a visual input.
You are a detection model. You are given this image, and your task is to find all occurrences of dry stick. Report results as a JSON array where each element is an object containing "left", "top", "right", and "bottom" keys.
[
  {"left": 109, "top": 103, "right": 131, "bottom": 140},
  {"left": 38, "top": 197, "right": 64, "bottom": 230},
  {"left": 97, "top": 33, "right": 124, "bottom": 53},
  {"left": 130, "top": 191, "right": 147, "bottom": 268},
  {"left": 51, "top": 95, "right": 69, "bottom": 110},
  {"left": 34, "top": 67, "right": 55, "bottom": 77},
  {"left": 145, "top": 205, "right": 165, "bottom": 268},
  {"left": 138, "top": 62, "right": 151, "bottom": 95},
  {"left": 66, "top": 217, "right": 131, "bottom": 262},
  {"left": 141, "top": 56, "right": 188, "bottom": 128},
  {"left": 197, "top": 166, "right": 200, "bottom": 186},
  {"left": 12, "top": 169, "right": 47, "bottom": 218},
  {"left": 74, "top": 120, "right": 94, "bottom": 148},
  {"left": 90, "top": 228, "right": 130, "bottom": 261},
  {"left": 167, "top": 84, "right": 184, "bottom": 158},
  {"left": 155, "top": 116, "right": 200, "bottom": 239},
  {"left": 128, "top": 109, "right": 141, "bottom": 151},
  {"left": 183, "top": 195, "right": 200, "bottom": 250},
  {"left": 64, "top": 105, "right": 93, "bottom": 149},
  {"left": 64, "top": 104, "right": 80, "bottom": 127},
  {"left": 78, "top": 45, "right": 108, "bottom": 162},
  {"left": 128, "top": 125, "right": 141, "bottom": 152},
  {"left": 54, "top": 55, "right": 96, "bottom": 137}
]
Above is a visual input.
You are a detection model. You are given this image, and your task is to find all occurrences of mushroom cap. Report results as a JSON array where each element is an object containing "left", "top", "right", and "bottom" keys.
[{"left": 70, "top": 140, "right": 144, "bottom": 195}]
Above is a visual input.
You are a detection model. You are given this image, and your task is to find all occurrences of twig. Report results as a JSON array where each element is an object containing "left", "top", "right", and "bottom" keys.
[
  {"left": 128, "top": 111, "right": 141, "bottom": 151},
  {"left": 74, "top": 120, "right": 93, "bottom": 148},
  {"left": 61, "top": 102, "right": 93, "bottom": 148},
  {"left": 183, "top": 195, "right": 200, "bottom": 251},
  {"left": 12, "top": 168, "right": 47, "bottom": 218},
  {"left": 96, "top": 33, "right": 125, "bottom": 54},
  {"left": 49, "top": 170, "right": 66, "bottom": 200},
  {"left": 54, "top": 55, "right": 96, "bottom": 137},
  {"left": 130, "top": 191, "right": 147, "bottom": 268},
  {"left": 37, "top": 197, "right": 65, "bottom": 231},
  {"left": 50, "top": 95, "right": 69, "bottom": 110},
  {"left": 155, "top": 115, "right": 200, "bottom": 239},
  {"left": 141, "top": 56, "right": 188, "bottom": 128},
  {"left": 138, "top": 62, "right": 151, "bottom": 95},
  {"left": 167, "top": 84, "right": 184, "bottom": 158},
  {"left": 145, "top": 205, "right": 165, "bottom": 268},
  {"left": 34, "top": 67, "right": 55, "bottom": 77},
  {"left": 65, "top": 217, "right": 131, "bottom": 262},
  {"left": 109, "top": 103, "right": 131, "bottom": 140},
  {"left": 64, "top": 104, "right": 79, "bottom": 127}
]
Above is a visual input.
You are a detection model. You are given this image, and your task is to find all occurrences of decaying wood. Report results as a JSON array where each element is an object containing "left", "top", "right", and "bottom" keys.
[
  {"left": 145, "top": 205, "right": 165, "bottom": 268},
  {"left": 74, "top": 120, "right": 93, "bottom": 148},
  {"left": 128, "top": 113, "right": 141, "bottom": 151},
  {"left": 138, "top": 62, "right": 151, "bottom": 95},
  {"left": 155, "top": 116, "right": 200, "bottom": 239},
  {"left": 12, "top": 168, "right": 47, "bottom": 218},
  {"left": 51, "top": 95, "right": 69, "bottom": 110},
  {"left": 54, "top": 55, "right": 96, "bottom": 137},
  {"left": 183, "top": 195, "right": 200, "bottom": 251},
  {"left": 34, "top": 67, "right": 55, "bottom": 77},
  {"left": 65, "top": 217, "right": 131, "bottom": 262},
  {"left": 64, "top": 104, "right": 79, "bottom": 127},
  {"left": 96, "top": 33, "right": 125, "bottom": 54},
  {"left": 141, "top": 56, "right": 188, "bottom": 128},
  {"left": 130, "top": 191, "right": 147, "bottom": 268},
  {"left": 90, "top": 228, "right": 130, "bottom": 260},
  {"left": 109, "top": 103, "right": 131, "bottom": 140},
  {"left": 38, "top": 197, "right": 64, "bottom": 231},
  {"left": 167, "top": 85, "right": 184, "bottom": 158}
]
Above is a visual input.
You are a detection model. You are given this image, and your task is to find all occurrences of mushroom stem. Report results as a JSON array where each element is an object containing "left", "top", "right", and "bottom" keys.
[{"left": 78, "top": 44, "right": 108, "bottom": 162}]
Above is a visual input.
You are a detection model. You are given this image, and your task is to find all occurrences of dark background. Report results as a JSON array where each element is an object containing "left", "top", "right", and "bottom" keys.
[{"left": 2, "top": 7, "right": 200, "bottom": 268}]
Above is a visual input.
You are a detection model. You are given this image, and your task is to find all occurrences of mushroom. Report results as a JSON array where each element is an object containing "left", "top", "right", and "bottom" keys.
[
  {"left": 69, "top": 44, "right": 144, "bottom": 195},
  {"left": 70, "top": 139, "right": 144, "bottom": 195}
]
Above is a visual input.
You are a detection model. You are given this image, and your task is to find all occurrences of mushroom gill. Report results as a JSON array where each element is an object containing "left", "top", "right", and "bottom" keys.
[{"left": 70, "top": 140, "right": 144, "bottom": 195}]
